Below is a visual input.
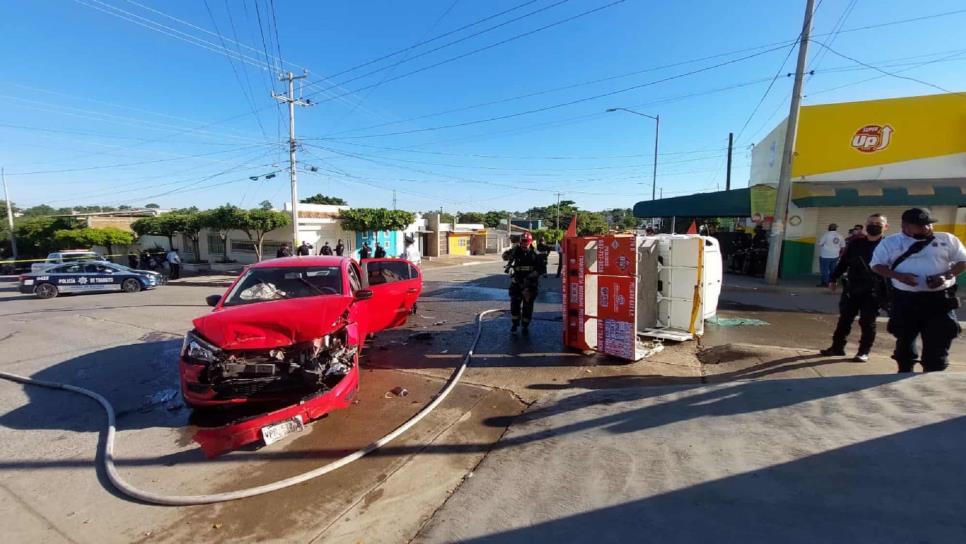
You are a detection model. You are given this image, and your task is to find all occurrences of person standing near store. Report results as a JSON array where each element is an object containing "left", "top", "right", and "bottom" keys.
[
  {"left": 820, "top": 214, "right": 888, "bottom": 362},
  {"left": 165, "top": 248, "right": 182, "bottom": 280},
  {"left": 335, "top": 239, "right": 345, "bottom": 256},
  {"left": 816, "top": 223, "right": 845, "bottom": 286},
  {"left": 871, "top": 208, "right": 966, "bottom": 373},
  {"left": 319, "top": 241, "right": 333, "bottom": 255}
]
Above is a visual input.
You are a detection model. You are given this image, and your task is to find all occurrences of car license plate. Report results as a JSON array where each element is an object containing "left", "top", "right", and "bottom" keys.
[
  {"left": 23, "top": 279, "right": 34, "bottom": 286},
  {"left": 260, "top": 415, "right": 304, "bottom": 446}
]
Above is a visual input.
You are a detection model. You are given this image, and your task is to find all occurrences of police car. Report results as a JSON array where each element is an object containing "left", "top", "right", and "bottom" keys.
[{"left": 18, "top": 260, "right": 163, "bottom": 299}]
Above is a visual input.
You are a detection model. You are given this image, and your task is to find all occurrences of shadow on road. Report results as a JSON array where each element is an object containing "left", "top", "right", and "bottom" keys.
[{"left": 461, "top": 412, "right": 966, "bottom": 543}]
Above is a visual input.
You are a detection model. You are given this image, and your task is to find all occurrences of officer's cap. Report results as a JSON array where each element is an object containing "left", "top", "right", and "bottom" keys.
[{"left": 901, "top": 208, "right": 938, "bottom": 226}]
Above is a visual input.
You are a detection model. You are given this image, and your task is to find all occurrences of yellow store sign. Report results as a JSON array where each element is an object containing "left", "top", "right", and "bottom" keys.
[{"left": 793, "top": 93, "right": 966, "bottom": 178}]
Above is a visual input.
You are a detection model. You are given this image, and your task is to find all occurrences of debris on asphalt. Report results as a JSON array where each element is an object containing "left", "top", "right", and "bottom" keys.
[
  {"left": 441, "top": 349, "right": 449, "bottom": 354},
  {"left": 433, "top": 321, "right": 447, "bottom": 326},
  {"left": 387, "top": 387, "right": 409, "bottom": 398},
  {"left": 409, "top": 332, "right": 434, "bottom": 341},
  {"left": 707, "top": 316, "right": 770, "bottom": 327},
  {"left": 212, "top": 523, "right": 223, "bottom": 530}
]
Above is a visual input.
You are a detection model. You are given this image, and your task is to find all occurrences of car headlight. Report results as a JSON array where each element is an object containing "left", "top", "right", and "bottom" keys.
[{"left": 181, "top": 330, "right": 222, "bottom": 364}]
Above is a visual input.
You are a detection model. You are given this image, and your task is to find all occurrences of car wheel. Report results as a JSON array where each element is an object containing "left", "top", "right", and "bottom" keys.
[
  {"left": 35, "top": 283, "right": 58, "bottom": 299},
  {"left": 122, "top": 278, "right": 142, "bottom": 293}
]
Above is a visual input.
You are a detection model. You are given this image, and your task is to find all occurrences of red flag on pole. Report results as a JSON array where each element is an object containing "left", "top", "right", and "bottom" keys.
[
  {"left": 565, "top": 214, "right": 578, "bottom": 238},
  {"left": 686, "top": 221, "right": 698, "bottom": 235}
]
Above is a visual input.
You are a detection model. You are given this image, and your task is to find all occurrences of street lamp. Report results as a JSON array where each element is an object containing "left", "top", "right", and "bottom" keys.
[{"left": 606, "top": 107, "right": 660, "bottom": 201}]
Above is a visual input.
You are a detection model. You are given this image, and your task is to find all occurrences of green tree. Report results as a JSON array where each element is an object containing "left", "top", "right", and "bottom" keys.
[
  {"left": 145, "top": 203, "right": 160, "bottom": 209},
  {"left": 131, "top": 213, "right": 186, "bottom": 248},
  {"left": 117, "top": 205, "right": 132, "bottom": 211},
  {"left": 13, "top": 216, "right": 74, "bottom": 256},
  {"left": 301, "top": 193, "right": 347, "bottom": 205},
  {"left": 180, "top": 212, "right": 206, "bottom": 261},
  {"left": 259, "top": 200, "right": 273, "bottom": 210},
  {"left": 52, "top": 227, "right": 135, "bottom": 262},
  {"left": 201, "top": 205, "right": 247, "bottom": 262},
  {"left": 340, "top": 208, "right": 415, "bottom": 232},
  {"left": 458, "top": 211, "right": 485, "bottom": 224},
  {"left": 238, "top": 209, "right": 291, "bottom": 261},
  {"left": 532, "top": 228, "right": 565, "bottom": 244},
  {"left": 21, "top": 204, "right": 57, "bottom": 217},
  {"left": 1, "top": 199, "right": 18, "bottom": 221},
  {"left": 575, "top": 211, "right": 609, "bottom": 236},
  {"left": 603, "top": 208, "right": 638, "bottom": 230},
  {"left": 482, "top": 211, "right": 506, "bottom": 228}
]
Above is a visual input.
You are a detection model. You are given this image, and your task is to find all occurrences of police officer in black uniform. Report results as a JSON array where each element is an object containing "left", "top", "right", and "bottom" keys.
[
  {"left": 872, "top": 208, "right": 966, "bottom": 373},
  {"left": 503, "top": 231, "right": 541, "bottom": 334},
  {"left": 821, "top": 213, "right": 888, "bottom": 362}
]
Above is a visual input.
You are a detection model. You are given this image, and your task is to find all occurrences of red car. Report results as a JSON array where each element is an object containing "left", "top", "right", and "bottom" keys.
[{"left": 179, "top": 256, "right": 421, "bottom": 456}]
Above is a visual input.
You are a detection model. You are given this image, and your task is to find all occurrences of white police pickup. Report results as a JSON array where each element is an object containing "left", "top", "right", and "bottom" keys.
[{"left": 19, "top": 261, "right": 163, "bottom": 299}]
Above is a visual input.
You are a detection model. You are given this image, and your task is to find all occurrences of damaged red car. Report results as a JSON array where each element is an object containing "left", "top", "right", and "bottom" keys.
[{"left": 179, "top": 256, "right": 421, "bottom": 456}]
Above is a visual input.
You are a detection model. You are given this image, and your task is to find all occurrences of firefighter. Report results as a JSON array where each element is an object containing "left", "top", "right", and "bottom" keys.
[{"left": 503, "top": 231, "right": 542, "bottom": 334}]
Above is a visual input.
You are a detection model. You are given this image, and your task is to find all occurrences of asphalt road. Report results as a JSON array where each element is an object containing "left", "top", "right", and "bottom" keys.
[{"left": 3, "top": 258, "right": 965, "bottom": 543}]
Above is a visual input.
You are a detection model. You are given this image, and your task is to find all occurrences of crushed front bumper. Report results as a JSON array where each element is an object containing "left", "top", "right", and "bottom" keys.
[{"left": 190, "top": 363, "right": 359, "bottom": 458}]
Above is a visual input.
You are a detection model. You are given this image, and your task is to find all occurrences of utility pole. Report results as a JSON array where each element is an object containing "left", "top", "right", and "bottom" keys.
[
  {"left": 2, "top": 168, "right": 17, "bottom": 260},
  {"left": 651, "top": 115, "right": 659, "bottom": 201},
  {"left": 555, "top": 192, "right": 562, "bottom": 229},
  {"left": 273, "top": 72, "right": 311, "bottom": 246},
  {"left": 765, "top": 0, "right": 815, "bottom": 285},
  {"left": 392, "top": 190, "right": 397, "bottom": 210},
  {"left": 725, "top": 132, "right": 734, "bottom": 191}
]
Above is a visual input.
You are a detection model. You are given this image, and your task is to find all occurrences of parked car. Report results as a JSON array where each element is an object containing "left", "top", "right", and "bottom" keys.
[
  {"left": 30, "top": 250, "right": 106, "bottom": 273},
  {"left": 180, "top": 256, "right": 422, "bottom": 412},
  {"left": 19, "top": 261, "right": 164, "bottom": 298}
]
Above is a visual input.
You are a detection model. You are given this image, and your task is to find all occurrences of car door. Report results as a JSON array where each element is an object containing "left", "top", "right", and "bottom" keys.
[
  {"left": 362, "top": 258, "right": 422, "bottom": 331},
  {"left": 49, "top": 263, "right": 84, "bottom": 292},
  {"left": 83, "top": 262, "right": 122, "bottom": 291}
]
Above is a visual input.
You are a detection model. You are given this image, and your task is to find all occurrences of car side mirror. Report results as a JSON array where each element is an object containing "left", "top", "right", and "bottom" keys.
[
  {"left": 354, "top": 289, "right": 373, "bottom": 301},
  {"left": 205, "top": 294, "right": 222, "bottom": 307}
]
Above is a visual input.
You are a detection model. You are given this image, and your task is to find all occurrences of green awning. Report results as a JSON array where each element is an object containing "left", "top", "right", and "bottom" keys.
[{"left": 633, "top": 188, "right": 751, "bottom": 218}]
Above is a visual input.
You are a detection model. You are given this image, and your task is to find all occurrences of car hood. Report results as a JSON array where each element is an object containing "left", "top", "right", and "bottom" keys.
[{"left": 192, "top": 295, "right": 352, "bottom": 350}]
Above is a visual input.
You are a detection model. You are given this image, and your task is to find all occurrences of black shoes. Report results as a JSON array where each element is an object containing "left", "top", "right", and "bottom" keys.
[
  {"left": 511, "top": 322, "right": 519, "bottom": 333},
  {"left": 820, "top": 347, "right": 846, "bottom": 356},
  {"left": 853, "top": 353, "right": 869, "bottom": 362}
]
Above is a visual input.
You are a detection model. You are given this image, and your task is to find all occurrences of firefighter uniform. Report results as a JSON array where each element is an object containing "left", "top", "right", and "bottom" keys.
[{"left": 503, "top": 241, "right": 541, "bottom": 333}]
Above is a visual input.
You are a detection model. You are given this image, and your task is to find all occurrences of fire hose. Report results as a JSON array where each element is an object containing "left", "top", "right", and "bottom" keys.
[{"left": 0, "top": 308, "right": 505, "bottom": 506}]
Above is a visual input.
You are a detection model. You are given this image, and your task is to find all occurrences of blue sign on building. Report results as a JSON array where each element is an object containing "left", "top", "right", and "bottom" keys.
[{"left": 354, "top": 231, "right": 398, "bottom": 258}]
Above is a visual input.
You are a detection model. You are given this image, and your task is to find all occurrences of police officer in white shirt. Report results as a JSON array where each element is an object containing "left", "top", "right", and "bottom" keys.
[
  {"left": 871, "top": 208, "right": 966, "bottom": 372},
  {"left": 816, "top": 223, "right": 845, "bottom": 286}
]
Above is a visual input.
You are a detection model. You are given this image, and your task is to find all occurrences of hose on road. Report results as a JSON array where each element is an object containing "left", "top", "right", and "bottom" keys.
[{"left": 0, "top": 308, "right": 504, "bottom": 506}]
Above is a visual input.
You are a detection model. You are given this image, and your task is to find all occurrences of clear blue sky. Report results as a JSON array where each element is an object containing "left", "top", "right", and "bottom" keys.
[{"left": 2, "top": 0, "right": 965, "bottom": 213}]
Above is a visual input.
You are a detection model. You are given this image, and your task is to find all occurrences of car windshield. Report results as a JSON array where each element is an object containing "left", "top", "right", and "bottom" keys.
[{"left": 223, "top": 266, "right": 343, "bottom": 306}]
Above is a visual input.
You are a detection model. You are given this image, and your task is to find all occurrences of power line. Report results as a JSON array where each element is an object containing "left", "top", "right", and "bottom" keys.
[
  {"left": 322, "top": 0, "right": 539, "bottom": 81},
  {"left": 330, "top": 0, "right": 463, "bottom": 131},
  {"left": 303, "top": 0, "right": 628, "bottom": 103},
  {"left": 304, "top": 0, "right": 572, "bottom": 95},
  {"left": 317, "top": 44, "right": 789, "bottom": 140},
  {"left": 807, "top": 0, "right": 857, "bottom": 77},
  {"left": 203, "top": 0, "right": 269, "bottom": 138},
  {"left": 321, "top": 140, "right": 729, "bottom": 160},
  {"left": 5, "top": 144, "right": 278, "bottom": 176},
  {"left": 806, "top": 48, "right": 966, "bottom": 97},
  {"left": 74, "top": 0, "right": 274, "bottom": 71},
  {"left": 122, "top": 0, "right": 303, "bottom": 71},
  {"left": 811, "top": 40, "right": 966, "bottom": 98}
]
